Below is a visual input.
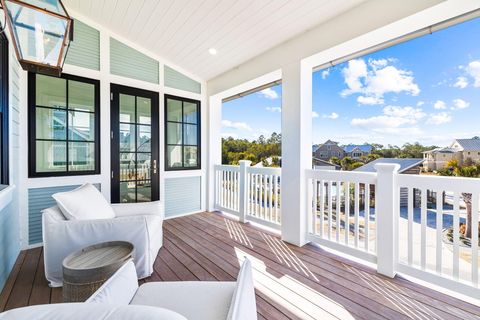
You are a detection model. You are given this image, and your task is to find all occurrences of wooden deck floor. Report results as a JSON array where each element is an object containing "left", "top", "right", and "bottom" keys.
[{"left": 1, "top": 212, "right": 480, "bottom": 319}]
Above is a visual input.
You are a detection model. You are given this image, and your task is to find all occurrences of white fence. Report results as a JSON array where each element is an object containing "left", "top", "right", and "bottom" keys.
[
  {"left": 214, "top": 161, "right": 281, "bottom": 230},
  {"left": 306, "top": 163, "right": 480, "bottom": 298}
]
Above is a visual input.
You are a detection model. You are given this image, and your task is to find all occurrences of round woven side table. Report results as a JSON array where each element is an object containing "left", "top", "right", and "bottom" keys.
[{"left": 62, "top": 241, "right": 134, "bottom": 302}]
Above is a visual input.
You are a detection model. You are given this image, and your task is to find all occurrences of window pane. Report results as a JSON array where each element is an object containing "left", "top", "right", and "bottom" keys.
[
  {"left": 36, "top": 141, "right": 66, "bottom": 172},
  {"left": 36, "top": 74, "right": 66, "bottom": 108},
  {"left": 167, "top": 122, "right": 182, "bottom": 144},
  {"left": 120, "top": 94, "right": 135, "bottom": 123},
  {"left": 120, "top": 124, "right": 135, "bottom": 152},
  {"left": 120, "top": 182, "right": 136, "bottom": 203},
  {"left": 136, "top": 153, "right": 151, "bottom": 180},
  {"left": 167, "top": 145, "right": 182, "bottom": 168},
  {"left": 68, "top": 142, "right": 95, "bottom": 171},
  {"left": 137, "top": 97, "right": 151, "bottom": 124},
  {"left": 137, "top": 181, "right": 151, "bottom": 202},
  {"left": 68, "top": 111, "right": 95, "bottom": 141},
  {"left": 69, "top": 80, "right": 95, "bottom": 112},
  {"left": 36, "top": 107, "right": 66, "bottom": 140},
  {"left": 184, "top": 124, "right": 198, "bottom": 146},
  {"left": 137, "top": 125, "right": 151, "bottom": 152},
  {"left": 184, "top": 146, "right": 198, "bottom": 167},
  {"left": 183, "top": 102, "right": 197, "bottom": 123},
  {"left": 167, "top": 99, "right": 182, "bottom": 122},
  {"left": 120, "top": 153, "right": 136, "bottom": 181}
]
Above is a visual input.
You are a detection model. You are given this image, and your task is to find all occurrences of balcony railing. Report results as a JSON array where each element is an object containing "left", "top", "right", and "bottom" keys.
[{"left": 213, "top": 161, "right": 480, "bottom": 298}]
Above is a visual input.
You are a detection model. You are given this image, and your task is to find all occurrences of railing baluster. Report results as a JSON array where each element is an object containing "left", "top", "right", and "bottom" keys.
[
  {"left": 365, "top": 183, "right": 370, "bottom": 252},
  {"left": 269, "top": 174, "right": 273, "bottom": 222},
  {"left": 313, "top": 179, "right": 318, "bottom": 235},
  {"left": 274, "top": 175, "right": 278, "bottom": 223},
  {"left": 320, "top": 180, "right": 325, "bottom": 238},
  {"left": 408, "top": 187, "right": 414, "bottom": 266},
  {"left": 345, "top": 181, "right": 349, "bottom": 245},
  {"left": 354, "top": 182, "right": 359, "bottom": 248},
  {"left": 336, "top": 181, "right": 341, "bottom": 242},
  {"left": 263, "top": 174, "right": 268, "bottom": 220},
  {"left": 453, "top": 193, "right": 460, "bottom": 280},
  {"left": 472, "top": 192, "right": 479, "bottom": 286},
  {"left": 436, "top": 190, "right": 443, "bottom": 274},
  {"left": 328, "top": 181, "right": 333, "bottom": 240},
  {"left": 421, "top": 188, "right": 427, "bottom": 270}
]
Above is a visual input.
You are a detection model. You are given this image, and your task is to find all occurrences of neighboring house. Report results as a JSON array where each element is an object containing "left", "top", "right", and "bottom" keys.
[
  {"left": 343, "top": 144, "right": 373, "bottom": 159},
  {"left": 423, "top": 137, "right": 480, "bottom": 171},
  {"left": 354, "top": 158, "right": 424, "bottom": 207},
  {"left": 312, "top": 157, "right": 341, "bottom": 171},
  {"left": 313, "top": 140, "right": 345, "bottom": 161},
  {"left": 422, "top": 147, "right": 460, "bottom": 171}
]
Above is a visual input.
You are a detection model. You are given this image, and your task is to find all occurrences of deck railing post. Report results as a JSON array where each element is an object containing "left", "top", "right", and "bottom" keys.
[
  {"left": 375, "top": 163, "right": 400, "bottom": 278},
  {"left": 239, "top": 160, "right": 251, "bottom": 223}
]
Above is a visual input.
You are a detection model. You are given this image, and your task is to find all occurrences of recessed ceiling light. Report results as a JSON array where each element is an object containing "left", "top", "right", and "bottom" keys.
[{"left": 209, "top": 48, "right": 217, "bottom": 55}]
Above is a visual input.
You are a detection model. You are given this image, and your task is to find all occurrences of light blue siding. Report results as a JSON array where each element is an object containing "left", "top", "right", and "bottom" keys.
[
  {"left": 110, "top": 38, "right": 159, "bottom": 84},
  {"left": 0, "top": 203, "right": 19, "bottom": 291},
  {"left": 165, "top": 177, "right": 202, "bottom": 217},
  {"left": 28, "top": 184, "right": 101, "bottom": 245},
  {"left": 164, "top": 65, "right": 201, "bottom": 94},
  {"left": 65, "top": 19, "right": 100, "bottom": 70}
]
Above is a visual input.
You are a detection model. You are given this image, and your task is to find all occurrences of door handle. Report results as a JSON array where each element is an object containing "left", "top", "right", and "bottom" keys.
[{"left": 152, "top": 160, "right": 157, "bottom": 174}]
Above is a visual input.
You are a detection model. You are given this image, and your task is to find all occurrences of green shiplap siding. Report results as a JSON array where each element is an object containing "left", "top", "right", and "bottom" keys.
[
  {"left": 165, "top": 177, "right": 201, "bottom": 218},
  {"left": 164, "top": 65, "right": 201, "bottom": 94},
  {"left": 28, "top": 184, "right": 101, "bottom": 245},
  {"left": 110, "top": 38, "right": 159, "bottom": 84},
  {"left": 65, "top": 19, "right": 100, "bottom": 70}
]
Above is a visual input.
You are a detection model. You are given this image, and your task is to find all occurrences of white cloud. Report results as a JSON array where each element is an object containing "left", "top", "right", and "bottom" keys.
[
  {"left": 454, "top": 76, "right": 468, "bottom": 89},
  {"left": 451, "top": 98, "right": 470, "bottom": 110},
  {"left": 265, "top": 106, "right": 281, "bottom": 113},
  {"left": 466, "top": 60, "right": 480, "bottom": 87},
  {"left": 351, "top": 105, "right": 425, "bottom": 129},
  {"left": 417, "top": 101, "right": 425, "bottom": 107},
  {"left": 357, "top": 95, "right": 384, "bottom": 105},
  {"left": 433, "top": 100, "right": 446, "bottom": 110},
  {"left": 426, "top": 112, "right": 451, "bottom": 125},
  {"left": 258, "top": 88, "right": 279, "bottom": 99},
  {"left": 321, "top": 69, "right": 330, "bottom": 79},
  {"left": 341, "top": 58, "right": 420, "bottom": 104},
  {"left": 322, "top": 112, "right": 339, "bottom": 119},
  {"left": 221, "top": 120, "right": 252, "bottom": 131},
  {"left": 312, "top": 111, "right": 319, "bottom": 118}
]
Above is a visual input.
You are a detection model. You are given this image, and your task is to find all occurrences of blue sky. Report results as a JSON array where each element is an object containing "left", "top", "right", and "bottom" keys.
[{"left": 222, "top": 17, "right": 480, "bottom": 147}]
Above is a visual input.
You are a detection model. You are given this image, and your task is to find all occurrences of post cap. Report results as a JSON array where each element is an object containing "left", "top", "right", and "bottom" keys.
[
  {"left": 374, "top": 163, "right": 400, "bottom": 173},
  {"left": 239, "top": 160, "right": 252, "bottom": 166}
]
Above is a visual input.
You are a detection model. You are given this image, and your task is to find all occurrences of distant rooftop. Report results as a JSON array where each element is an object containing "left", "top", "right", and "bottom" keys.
[
  {"left": 343, "top": 144, "right": 373, "bottom": 153},
  {"left": 452, "top": 138, "right": 480, "bottom": 151},
  {"left": 353, "top": 158, "right": 424, "bottom": 173}
]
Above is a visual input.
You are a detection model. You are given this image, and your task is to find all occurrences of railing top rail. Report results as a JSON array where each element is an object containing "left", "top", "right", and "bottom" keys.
[
  {"left": 247, "top": 166, "right": 281, "bottom": 175},
  {"left": 214, "top": 164, "right": 240, "bottom": 172},
  {"left": 306, "top": 169, "right": 376, "bottom": 184},
  {"left": 397, "top": 173, "right": 480, "bottom": 193}
]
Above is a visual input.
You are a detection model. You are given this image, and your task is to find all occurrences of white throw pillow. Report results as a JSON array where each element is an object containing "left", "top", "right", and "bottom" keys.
[
  {"left": 52, "top": 183, "right": 115, "bottom": 220},
  {"left": 227, "top": 259, "right": 258, "bottom": 320}
]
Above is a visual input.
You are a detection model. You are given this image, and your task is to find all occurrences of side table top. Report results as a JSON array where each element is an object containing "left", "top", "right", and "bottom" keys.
[{"left": 63, "top": 241, "right": 134, "bottom": 271}]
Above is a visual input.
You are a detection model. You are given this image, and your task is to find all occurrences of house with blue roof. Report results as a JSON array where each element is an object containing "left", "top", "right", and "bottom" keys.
[{"left": 343, "top": 144, "right": 373, "bottom": 159}]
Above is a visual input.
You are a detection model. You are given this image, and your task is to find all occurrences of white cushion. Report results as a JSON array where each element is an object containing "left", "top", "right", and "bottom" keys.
[
  {"left": 86, "top": 260, "right": 138, "bottom": 305},
  {"left": 0, "top": 303, "right": 188, "bottom": 320},
  {"left": 131, "top": 281, "right": 236, "bottom": 320},
  {"left": 227, "top": 259, "right": 257, "bottom": 320},
  {"left": 52, "top": 183, "right": 115, "bottom": 220}
]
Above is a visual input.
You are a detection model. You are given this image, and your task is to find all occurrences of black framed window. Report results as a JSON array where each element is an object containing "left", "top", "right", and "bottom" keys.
[
  {"left": 28, "top": 73, "right": 100, "bottom": 177},
  {"left": 0, "top": 29, "right": 8, "bottom": 184},
  {"left": 165, "top": 95, "right": 200, "bottom": 170}
]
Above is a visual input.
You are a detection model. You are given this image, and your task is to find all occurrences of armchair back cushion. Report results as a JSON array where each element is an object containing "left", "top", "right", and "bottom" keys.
[
  {"left": 52, "top": 183, "right": 115, "bottom": 220},
  {"left": 227, "top": 259, "right": 257, "bottom": 320},
  {"left": 86, "top": 260, "right": 138, "bottom": 305},
  {"left": 0, "top": 304, "right": 188, "bottom": 320}
]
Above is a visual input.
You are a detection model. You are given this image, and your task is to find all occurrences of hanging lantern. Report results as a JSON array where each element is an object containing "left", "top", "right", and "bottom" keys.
[{"left": 0, "top": 0, "right": 73, "bottom": 76}]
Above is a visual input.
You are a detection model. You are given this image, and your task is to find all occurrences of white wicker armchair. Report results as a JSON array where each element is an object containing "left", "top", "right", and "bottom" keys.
[{"left": 42, "top": 201, "right": 163, "bottom": 287}]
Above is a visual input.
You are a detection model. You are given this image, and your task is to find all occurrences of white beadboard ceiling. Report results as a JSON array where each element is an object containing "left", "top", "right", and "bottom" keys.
[{"left": 64, "top": 0, "right": 365, "bottom": 80}]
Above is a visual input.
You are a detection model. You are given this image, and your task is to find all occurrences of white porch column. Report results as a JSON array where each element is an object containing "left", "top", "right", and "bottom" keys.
[
  {"left": 207, "top": 96, "right": 223, "bottom": 212},
  {"left": 281, "top": 61, "right": 312, "bottom": 246},
  {"left": 375, "top": 163, "right": 400, "bottom": 278}
]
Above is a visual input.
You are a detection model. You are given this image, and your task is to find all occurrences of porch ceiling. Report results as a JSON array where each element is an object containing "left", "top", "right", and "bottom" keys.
[{"left": 63, "top": 0, "right": 366, "bottom": 80}]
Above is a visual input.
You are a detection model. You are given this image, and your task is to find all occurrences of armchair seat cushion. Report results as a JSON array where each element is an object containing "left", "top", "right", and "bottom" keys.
[{"left": 131, "top": 281, "right": 236, "bottom": 320}]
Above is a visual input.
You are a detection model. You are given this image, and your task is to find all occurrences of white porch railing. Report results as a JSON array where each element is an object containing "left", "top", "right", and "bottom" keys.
[
  {"left": 306, "top": 164, "right": 480, "bottom": 299},
  {"left": 214, "top": 161, "right": 281, "bottom": 230}
]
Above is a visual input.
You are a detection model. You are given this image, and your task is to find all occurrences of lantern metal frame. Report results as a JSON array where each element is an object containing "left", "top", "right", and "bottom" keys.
[{"left": 0, "top": 0, "right": 73, "bottom": 76}]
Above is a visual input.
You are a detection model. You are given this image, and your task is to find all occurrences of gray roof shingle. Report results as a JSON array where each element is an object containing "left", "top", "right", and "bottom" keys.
[{"left": 453, "top": 138, "right": 480, "bottom": 151}]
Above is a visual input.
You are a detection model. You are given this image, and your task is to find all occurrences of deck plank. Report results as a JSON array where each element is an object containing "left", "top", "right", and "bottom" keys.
[{"left": 1, "top": 212, "right": 479, "bottom": 320}]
